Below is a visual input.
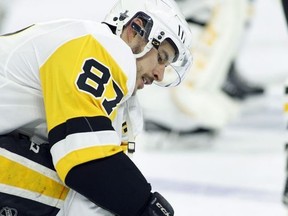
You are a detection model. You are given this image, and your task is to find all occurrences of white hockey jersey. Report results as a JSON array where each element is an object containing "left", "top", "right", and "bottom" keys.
[{"left": 0, "top": 19, "right": 143, "bottom": 213}]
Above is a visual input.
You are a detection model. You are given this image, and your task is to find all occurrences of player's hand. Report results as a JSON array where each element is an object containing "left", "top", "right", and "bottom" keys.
[{"left": 141, "top": 192, "right": 174, "bottom": 216}]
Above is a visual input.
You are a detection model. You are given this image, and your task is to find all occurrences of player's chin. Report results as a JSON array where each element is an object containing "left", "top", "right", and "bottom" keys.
[{"left": 136, "top": 79, "right": 145, "bottom": 90}]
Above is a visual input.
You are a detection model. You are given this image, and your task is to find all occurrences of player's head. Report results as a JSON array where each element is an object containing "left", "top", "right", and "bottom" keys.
[{"left": 104, "top": 0, "right": 193, "bottom": 88}]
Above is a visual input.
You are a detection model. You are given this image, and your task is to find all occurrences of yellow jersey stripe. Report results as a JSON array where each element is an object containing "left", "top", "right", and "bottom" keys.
[
  {"left": 0, "top": 156, "right": 68, "bottom": 200},
  {"left": 0, "top": 147, "right": 61, "bottom": 183}
]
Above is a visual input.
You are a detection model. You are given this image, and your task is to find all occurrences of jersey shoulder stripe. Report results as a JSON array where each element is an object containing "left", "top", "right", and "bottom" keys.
[{"left": 48, "top": 116, "right": 114, "bottom": 145}]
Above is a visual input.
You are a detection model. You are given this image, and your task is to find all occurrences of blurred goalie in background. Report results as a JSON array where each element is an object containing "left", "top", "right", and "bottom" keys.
[{"left": 138, "top": 0, "right": 265, "bottom": 150}]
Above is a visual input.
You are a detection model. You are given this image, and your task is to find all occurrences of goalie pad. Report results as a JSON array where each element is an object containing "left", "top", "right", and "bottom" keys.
[
  {"left": 138, "top": 81, "right": 241, "bottom": 132},
  {"left": 182, "top": 0, "right": 249, "bottom": 91}
]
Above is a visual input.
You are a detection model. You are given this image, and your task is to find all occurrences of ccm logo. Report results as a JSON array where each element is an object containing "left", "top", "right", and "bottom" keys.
[{"left": 156, "top": 202, "right": 171, "bottom": 216}]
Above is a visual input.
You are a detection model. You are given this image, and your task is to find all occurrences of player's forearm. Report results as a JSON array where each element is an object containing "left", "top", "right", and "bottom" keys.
[{"left": 65, "top": 151, "right": 152, "bottom": 216}]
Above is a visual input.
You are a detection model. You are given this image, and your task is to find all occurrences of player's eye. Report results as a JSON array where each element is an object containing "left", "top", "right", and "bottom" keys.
[{"left": 157, "top": 51, "right": 169, "bottom": 66}]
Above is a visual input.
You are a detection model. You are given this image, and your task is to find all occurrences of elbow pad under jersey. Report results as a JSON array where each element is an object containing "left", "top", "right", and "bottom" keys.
[{"left": 65, "top": 152, "right": 152, "bottom": 216}]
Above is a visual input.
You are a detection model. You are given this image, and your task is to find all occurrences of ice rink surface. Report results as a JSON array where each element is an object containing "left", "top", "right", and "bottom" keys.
[
  {"left": 1, "top": 0, "right": 288, "bottom": 215},
  {"left": 134, "top": 90, "right": 287, "bottom": 215}
]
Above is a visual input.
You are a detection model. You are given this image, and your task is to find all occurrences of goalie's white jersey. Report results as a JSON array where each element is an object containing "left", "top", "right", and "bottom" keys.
[{"left": 0, "top": 19, "right": 143, "bottom": 214}]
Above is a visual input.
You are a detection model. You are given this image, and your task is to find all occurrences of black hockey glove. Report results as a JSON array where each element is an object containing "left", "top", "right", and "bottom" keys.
[{"left": 141, "top": 192, "right": 174, "bottom": 216}]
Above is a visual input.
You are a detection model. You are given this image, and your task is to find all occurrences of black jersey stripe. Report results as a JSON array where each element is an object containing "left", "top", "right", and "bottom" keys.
[
  {"left": 0, "top": 192, "right": 60, "bottom": 216},
  {"left": 48, "top": 116, "right": 114, "bottom": 145}
]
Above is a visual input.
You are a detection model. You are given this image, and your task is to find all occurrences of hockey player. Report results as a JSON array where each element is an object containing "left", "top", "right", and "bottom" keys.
[{"left": 0, "top": 0, "right": 192, "bottom": 215}]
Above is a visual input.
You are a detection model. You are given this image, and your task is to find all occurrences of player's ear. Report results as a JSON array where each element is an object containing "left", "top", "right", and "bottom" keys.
[
  {"left": 128, "top": 18, "right": 143, "bottom": 39},
  {"left": 124, "top": 18, "right": 146, "bottom": 54}
]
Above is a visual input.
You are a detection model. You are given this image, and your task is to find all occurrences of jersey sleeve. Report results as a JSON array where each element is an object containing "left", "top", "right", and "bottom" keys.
[{"left": 39, "top": 34, "right": 131, "bottom": 182}]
